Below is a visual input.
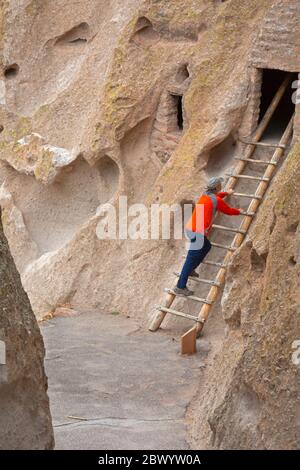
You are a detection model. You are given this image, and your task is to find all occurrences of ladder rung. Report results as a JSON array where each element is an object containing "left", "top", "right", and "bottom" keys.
[
  {"left": 210, "top": 242, "right": 236, "bottom": 251},
  {"left": 156, "top": 306, "right": 203, "bottom": 323},
  {"left": 234, "top": 157, "right": 277, "bottom": 166},
  {"left": 240, "top": 211, "right": 255, "bottom": 216},
  {"left": 233, "top": 192, "right": 262, "bottom": 200},
  {"left": 202, "top": 260, "right": 227, "bottom": 268},
  {"left": 164, "top": 288, "right": 212, "bottom": 305},
  {"left": 238, "top": 137, "right": 286, "bottom": 149},
  {"left": 174, "top": 272, "right": 221, "bottom": 287},
  {"left": 227, "top": 173, "right": 270, "bottom": 182},
  {"left": 212, "top": 224, "right": 246, "bottom": 235}
]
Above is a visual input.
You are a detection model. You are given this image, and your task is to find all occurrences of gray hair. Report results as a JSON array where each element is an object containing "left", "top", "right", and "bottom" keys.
[{"left": 205, "top": 176, "right": 224, "bottom": 192}]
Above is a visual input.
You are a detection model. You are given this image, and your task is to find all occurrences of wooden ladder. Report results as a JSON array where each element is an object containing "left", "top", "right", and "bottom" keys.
[{"left": 149, "top": 75, "right": 294, "bottom": 354}]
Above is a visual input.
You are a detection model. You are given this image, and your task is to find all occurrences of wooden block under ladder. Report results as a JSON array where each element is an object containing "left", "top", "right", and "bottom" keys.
[
  {"left": 212, "top": 224, "right": 246, "bottom": 235},
  {"left": 226, "top": 173, "right": 270, "bottom": 182},
  {"left": 210, "top": 242, "right": 236, "bottom": 251},
  {"left": 155, "top": 306, "right": 203, "bottom": 323},
  {"left": 234, "top": 157, "right": 278, "bottom": 166},
  {"left": 233, "top": 192, "right": 262, "bottom": 200},
  {"left": 173, "top": 272, "right": 221, "bottom": 287},
  {"left": 164, "top": 288, "right": 213, "bottom": 305}
]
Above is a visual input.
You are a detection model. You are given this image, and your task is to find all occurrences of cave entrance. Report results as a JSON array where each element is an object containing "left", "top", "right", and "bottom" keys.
[
  {"left": 151, "top": 91, "right": 185, "bottom": 164},
  {"left": 170, "top": 94, "right": 184, "bottom": 131},
  {"left": 259, "top": 69, "right": 297, "bottom": 141}
]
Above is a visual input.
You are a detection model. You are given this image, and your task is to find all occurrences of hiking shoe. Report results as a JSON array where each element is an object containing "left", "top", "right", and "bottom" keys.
[
  {"left": 190, "top": 270, "right": 199, "bottom": 278},
  {"left": 173, "top": 287, "right": 194, "bottom": 297}
]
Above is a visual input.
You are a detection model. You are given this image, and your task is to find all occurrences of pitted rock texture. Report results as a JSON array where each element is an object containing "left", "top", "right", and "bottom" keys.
[{"left": 0, "top": 208, "right": 54, "bottom": 449}]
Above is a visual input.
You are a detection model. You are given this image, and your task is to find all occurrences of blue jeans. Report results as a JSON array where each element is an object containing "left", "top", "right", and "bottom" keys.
[{"left": 177, "top": 231, "right": 212, "bottom": 289}]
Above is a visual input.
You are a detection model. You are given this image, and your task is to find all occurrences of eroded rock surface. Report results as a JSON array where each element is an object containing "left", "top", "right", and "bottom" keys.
[
  {"left": 0, "top": 0, "right": 274, "bottom": 319},
  {"left": 0, "top": 208, "right": 54, "bottom": 449}
]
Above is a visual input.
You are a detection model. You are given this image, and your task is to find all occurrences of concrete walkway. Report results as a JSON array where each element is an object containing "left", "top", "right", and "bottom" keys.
[{"left": 41, "top": 311, "right": 203, "bottom": 450}]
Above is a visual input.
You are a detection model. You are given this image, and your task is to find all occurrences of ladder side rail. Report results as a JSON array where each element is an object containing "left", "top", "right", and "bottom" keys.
[
  {"left": 180, "top": 115, "right": 294, "bottom": 353},
  {"left": 149, "top": 77, "right": 291, "bottom": 333}
]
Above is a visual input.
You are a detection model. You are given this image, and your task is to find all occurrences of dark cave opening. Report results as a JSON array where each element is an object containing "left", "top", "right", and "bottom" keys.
[
  {"left": 259, "top": 68, "right": 297, "bottom": 139},
  {"left": 171, "top": 94, "right": 184, "bottom": 131},
  {"left": 4, "top": 64, "right": 19, "bottom": 79}
]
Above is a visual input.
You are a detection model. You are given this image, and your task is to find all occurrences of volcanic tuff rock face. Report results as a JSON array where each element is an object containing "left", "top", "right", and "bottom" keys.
[
  {"left": 0, "top": 208, "right": 54, "bottom": 449},
  {"left": 188, "top": 141, "right": 300, "bottom": 450},
  {"left": 0, "top": 0, "right": 278, "bottom": 318},
  {"left": 0, "top": 0, "right": 299, "bottom": 450},
  {"left": 0, "top": 0, "right": 275, "bottom": 319}
]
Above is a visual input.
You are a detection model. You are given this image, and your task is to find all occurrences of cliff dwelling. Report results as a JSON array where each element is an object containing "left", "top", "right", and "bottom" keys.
[
  {"left": 151, "top": 87, "right": 187, "bottom": 165},
  {"left": 0, "top": 0, "right": 299, "bottom": 456}
]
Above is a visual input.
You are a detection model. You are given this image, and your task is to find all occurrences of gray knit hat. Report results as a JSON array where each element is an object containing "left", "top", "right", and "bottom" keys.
[{"left": 205, "top": 176, "right": 224, "bottom": 192}]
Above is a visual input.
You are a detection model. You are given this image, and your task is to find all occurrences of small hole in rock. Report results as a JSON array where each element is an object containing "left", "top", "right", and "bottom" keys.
[
  {"left": 289, "top": 256, "right": 297, "bottom": 266},
  {"left": 0, "top": 125, "right": 4, "bottom": 133},
  {"left": 250, "top": 249, "right": 267, "bottom": 272},
  {"left": 4, "top": 64, "right": 19, "bottom": 79},
  {"left": 175, "top": 64, "right": 190, "bottom": 84},
  {"left": 55, "top": 22, "right": 90, "bottom": 46},
  {"left": 131, "top": 16, "right": 160, "bottom": 45},
  {"left": 170, "top": 94, "right": 184, "bottom": 131},
  {"left": 96, "top": 156, "right": 120, "bottom": 202},
  {"left": 287, "top": 221, "right": 299, "bottom": 233}
]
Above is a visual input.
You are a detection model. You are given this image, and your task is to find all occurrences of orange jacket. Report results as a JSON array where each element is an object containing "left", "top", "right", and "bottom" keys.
[{"left": 186, "top": 192, "right": 241, "bottom": 235}]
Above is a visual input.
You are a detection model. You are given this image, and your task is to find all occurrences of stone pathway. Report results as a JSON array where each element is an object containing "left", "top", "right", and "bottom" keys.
[{"left": 41, "top": 311, "right": 203, "bottom": 450}]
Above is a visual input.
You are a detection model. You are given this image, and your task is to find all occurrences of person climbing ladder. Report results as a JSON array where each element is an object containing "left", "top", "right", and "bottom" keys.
[{"left": 174, "top": 177, "right": 242, "bottom": 297}]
